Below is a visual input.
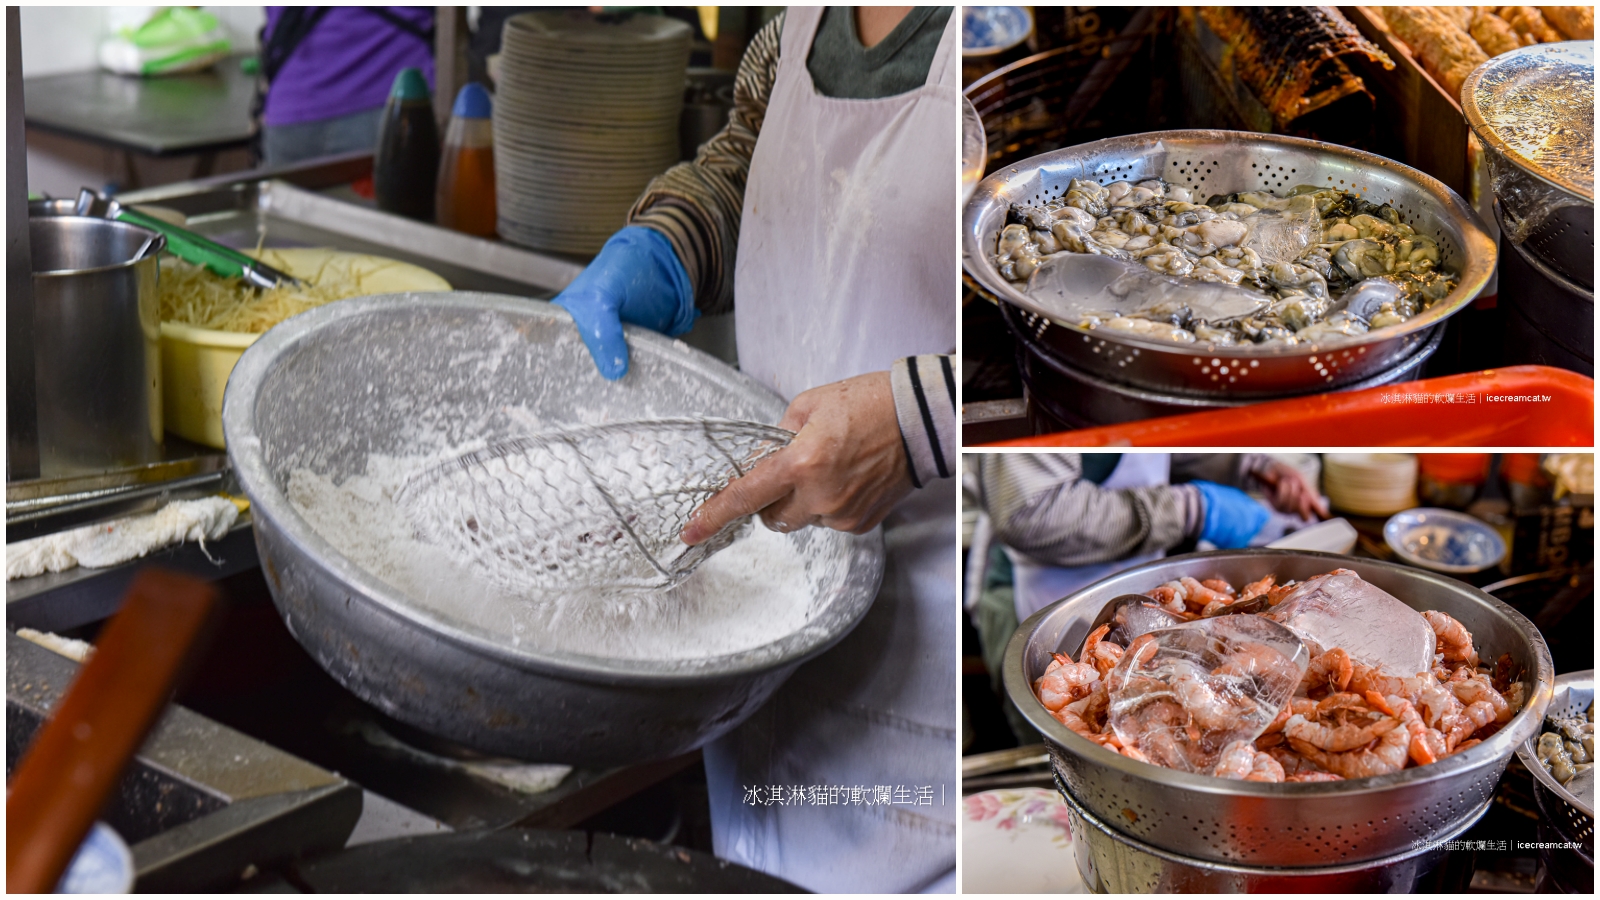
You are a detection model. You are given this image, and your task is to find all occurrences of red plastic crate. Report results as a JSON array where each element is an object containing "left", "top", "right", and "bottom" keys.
[{"left": 988, "top": 366, "right": 1594, "bottom": 448}]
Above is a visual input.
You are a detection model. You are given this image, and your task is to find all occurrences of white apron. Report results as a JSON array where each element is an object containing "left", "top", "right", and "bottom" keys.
[
  {"left": 705, "top": 8, "right": 959, "bottom": 893},
  {"left": 1010, "top": 454, "right": 1172, "bottom": 620}
]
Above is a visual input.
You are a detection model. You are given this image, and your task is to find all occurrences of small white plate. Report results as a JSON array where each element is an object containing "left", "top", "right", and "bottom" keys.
[{"left": 962, "top": 787, "right": 1085, "bottom": 893}]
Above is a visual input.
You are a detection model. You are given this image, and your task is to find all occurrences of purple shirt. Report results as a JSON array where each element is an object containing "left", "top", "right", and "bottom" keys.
[{"left": 262, "top": 6, "right": 436, "bottom": 127}]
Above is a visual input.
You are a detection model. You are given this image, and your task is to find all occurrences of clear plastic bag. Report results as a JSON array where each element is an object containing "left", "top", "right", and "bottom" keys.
[
  {"left": 1026, "top": 253, "right": 1270, "bottom": 324},
  {"left": 1242, "top": 204, "right": 1322, "bottom": 263},
  {"left": 1107, "top": 616, "right": 1308, "bottom": 773}
]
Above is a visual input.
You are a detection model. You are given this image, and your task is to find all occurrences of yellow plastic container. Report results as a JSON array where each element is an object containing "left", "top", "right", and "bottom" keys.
[{"left": 160, "top": 248, "right": 450, "bottom": 448}]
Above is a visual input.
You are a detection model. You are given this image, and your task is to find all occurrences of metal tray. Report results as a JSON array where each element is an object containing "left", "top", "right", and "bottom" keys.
[{"left": 117, "top": 175, "right": 584, "bottom": 298}]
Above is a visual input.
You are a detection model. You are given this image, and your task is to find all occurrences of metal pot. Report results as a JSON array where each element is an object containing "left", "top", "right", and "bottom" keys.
[
  {"left": 680, "top": 68, "right": 734, "bottom": 161},
  {"left": 1005, "top": 300, "right": 1441, "bottom": 427},
  {"left": 1496, "top": 203, "right": 1593, "bottom": 376},
  {"left": 962, "top": 130, "right": 1497, "bottom": 396},
  {"left": 1057, "top": 771, "right": 1463, "bottom": 891},
  {"left": 28, "top": 197, "right": 78, "bottom": 217},
  {"left": 1463, "top": 42, "right": 1593, "bottom": 290},
  {"left": 29, "top": 216, "right": 165, "bottom": 477},
  {"left": 223, "top": 293, "right": 884, "bottom": 766},
  {"left": 1003, "top": 549, "right": 1554, "bottom": 868}
]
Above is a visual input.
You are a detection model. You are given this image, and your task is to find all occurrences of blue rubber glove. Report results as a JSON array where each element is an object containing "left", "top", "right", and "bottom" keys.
[
  {"left": 552, "top": 226, "right": 697, "bottom": 380},
  {"left": 1192, "top": 481, "right": 1271, "bottom": 549}
]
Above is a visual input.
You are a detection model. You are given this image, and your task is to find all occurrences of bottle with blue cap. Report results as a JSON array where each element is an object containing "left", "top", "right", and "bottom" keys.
[
  {"left": 374, "top": 67, "right": 440, "bottom": 221},
  {"left": 436, "top": 82, "right": 497, "bottom": 237}
]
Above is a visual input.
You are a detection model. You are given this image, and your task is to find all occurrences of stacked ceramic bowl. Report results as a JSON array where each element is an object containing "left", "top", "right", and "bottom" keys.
[
  {"left": 1323, "top": 453, "right": 1419, "bottom": 516},
  {"left": 493, "top": 11, "right": 692, "bottom": 255}
]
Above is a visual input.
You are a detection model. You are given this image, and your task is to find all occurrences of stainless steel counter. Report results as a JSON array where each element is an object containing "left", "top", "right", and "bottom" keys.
[
  {"left": 117, "top": 155, "right": 739, "bottom": 363},
  {"left": 120, "top": 176, "right": 584, "bottom": 298}
]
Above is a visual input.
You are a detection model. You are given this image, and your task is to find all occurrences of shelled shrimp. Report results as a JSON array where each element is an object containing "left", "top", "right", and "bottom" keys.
[
  {"left": 1081, "top": 624, "right": 1125, "bottom": 677},
  {"left": 1422, "top": 610, "right": 1480, "bottom": 669},
  {"left": 1030, "top": 567, "right": 1527, "bottom": 785},
  {"left": 1034, "top": 651, "right": 1099, "bottom": 711},
  {"left": 1214, "top": 739, "right": 1286, "bottom": 782},
  {"left": 1300, "top": 648, "right": 1353, "bottom": 696},
  {"left": 1289, "top": 709, "right": 1413, "bottom": 778}
]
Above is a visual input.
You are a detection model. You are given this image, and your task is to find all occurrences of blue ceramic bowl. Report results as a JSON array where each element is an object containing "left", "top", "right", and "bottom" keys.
[
  {"left": 56, "top": 822, "right": 133, "bottom": 893},
  {"left": 962, "top": 6, "right": 1033, "bottom": 56},
  {"left": 1384, "top": 508, "right": 1507, "bottom": 574}
]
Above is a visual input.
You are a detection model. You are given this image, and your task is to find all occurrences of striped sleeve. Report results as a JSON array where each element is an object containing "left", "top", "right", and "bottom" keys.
[
  {"left": 974, "top": 454, "right": 1202, "bottom": 566},
  {"left": 627, "top": 13, "right": 784, "bottom": 315},
  {"left": 891, "top": 355, "right": 957, "bottom": 487}
]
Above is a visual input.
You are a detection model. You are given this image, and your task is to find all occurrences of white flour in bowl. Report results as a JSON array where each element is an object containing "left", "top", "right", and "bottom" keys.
[{"left": 286, "top": 452, "right": 830, "bottom": 662}]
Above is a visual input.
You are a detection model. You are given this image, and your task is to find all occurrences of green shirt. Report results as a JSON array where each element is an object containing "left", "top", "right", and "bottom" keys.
[{"left": 805, "top": 7, "right": 953, "bottom": 100}]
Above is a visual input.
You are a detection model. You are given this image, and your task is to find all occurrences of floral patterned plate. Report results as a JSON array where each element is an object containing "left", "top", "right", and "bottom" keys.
[{"left": 962, "top": 787, "right": 1085, "bottom": 893}]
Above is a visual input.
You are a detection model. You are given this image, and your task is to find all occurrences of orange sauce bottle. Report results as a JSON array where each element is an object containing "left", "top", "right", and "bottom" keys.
[{"left": 436, "top": 83, "right": 497, "bottom": 238}]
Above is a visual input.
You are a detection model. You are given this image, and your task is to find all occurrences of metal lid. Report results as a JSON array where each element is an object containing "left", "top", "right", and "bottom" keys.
[{"left": 1463, "top": 42, "right": 1594, "bottom": 201}]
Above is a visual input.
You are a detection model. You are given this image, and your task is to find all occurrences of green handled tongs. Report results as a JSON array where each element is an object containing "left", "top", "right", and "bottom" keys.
[{"left": 75, "top": 188, "right": 303, "bottom": 290}]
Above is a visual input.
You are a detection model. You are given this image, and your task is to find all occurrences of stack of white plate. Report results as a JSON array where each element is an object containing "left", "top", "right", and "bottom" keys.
[
  {"left": 493, "top": 11, "right": 692, "bottom": 255},
  {"left": 1323, "top": 453, "right": 1419, "bottom": 516}
]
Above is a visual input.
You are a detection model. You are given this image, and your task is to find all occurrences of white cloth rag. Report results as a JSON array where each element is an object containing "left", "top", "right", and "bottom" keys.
[{"left": 7, "top": 497, "right": 240, "bottom": 581}]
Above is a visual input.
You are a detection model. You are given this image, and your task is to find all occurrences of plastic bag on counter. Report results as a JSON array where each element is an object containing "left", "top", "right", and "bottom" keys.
[
  {"left": 1106, "top": 616, "right": 1308, "bottom": 773},
  {"left": 99, "top": 8, "right": 231, "bottom": 77}
]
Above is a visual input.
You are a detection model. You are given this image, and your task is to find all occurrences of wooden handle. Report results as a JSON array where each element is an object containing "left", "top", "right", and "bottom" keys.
[{"left": 6, "top": 568, "right": 217, "bottom": 893}]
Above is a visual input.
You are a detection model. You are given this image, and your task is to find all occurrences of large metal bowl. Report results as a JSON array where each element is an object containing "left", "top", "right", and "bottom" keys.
[
  {"left": 224, "top": 292, "right": 884, "bottom": 765},
  {"left": 1002, "top": 549, "right": 1553, "bottom": 867},
  {"left": 963, "top": 131, "right": 1498, "bottom": 397}
]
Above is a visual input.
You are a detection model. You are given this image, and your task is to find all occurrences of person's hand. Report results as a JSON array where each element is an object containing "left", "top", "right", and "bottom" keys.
[
  {"left": 1255, "top": 459, "right": 1329, "bottom": 521},
  {"left": 681, "top": 371, "right": 914, "bottom": 545},
  {"left": 551, "top": 226, "right": 697, "bottom": 380},
  {"left": 1191, "top": 481, "right": 1270, "bottom": 549}
]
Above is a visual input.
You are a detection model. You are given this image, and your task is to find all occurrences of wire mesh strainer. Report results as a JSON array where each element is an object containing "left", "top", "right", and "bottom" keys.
[{"left": 396, "top": 418, "right": 792, "bottom": 593}]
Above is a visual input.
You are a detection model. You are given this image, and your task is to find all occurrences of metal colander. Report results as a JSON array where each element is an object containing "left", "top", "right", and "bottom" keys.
[
  {"left": 396, "top": 418, "right": 792, "bottom": 593},
  {"left": 1517, "top": 670, "right": 1594, "bottom": 854},
  {"left": 962, "top": 130, "right": 1498, "bottom": 397},
  {"left": 1005, "top": 298, "right": 1442, "bottom": 427},
  {"left": 1002, "top": 550, "right": 1553, "bottom": 868}
]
